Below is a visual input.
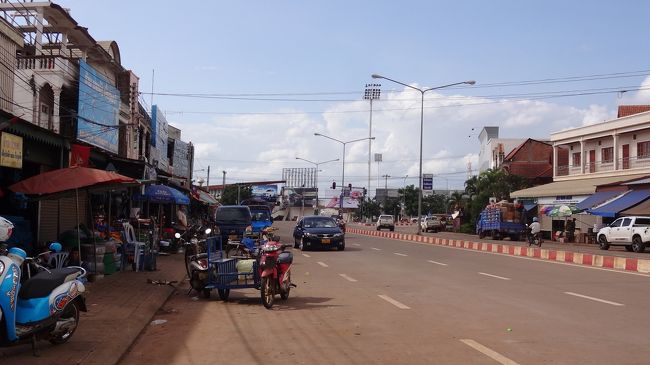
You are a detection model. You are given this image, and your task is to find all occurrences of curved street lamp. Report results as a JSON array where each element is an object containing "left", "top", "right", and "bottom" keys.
[
  {"left": 372, "top": 74, "right": 475, "bottom": 234},
  {"left": 295, "top": 157, "right": 340, "bottom": 211},
  {"left": 314, "top": 133, "right": 375, "bottom": 210}
]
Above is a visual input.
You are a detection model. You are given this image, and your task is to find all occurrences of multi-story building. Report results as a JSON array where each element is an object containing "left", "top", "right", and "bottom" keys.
[{"left": 478, "top": 126, "right": 526, "bottom": 173}]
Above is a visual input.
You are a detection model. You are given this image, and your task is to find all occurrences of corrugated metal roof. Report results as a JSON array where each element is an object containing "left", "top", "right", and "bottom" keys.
[{"left": 511, "top": 174, "right": 648, "bottom": 198}]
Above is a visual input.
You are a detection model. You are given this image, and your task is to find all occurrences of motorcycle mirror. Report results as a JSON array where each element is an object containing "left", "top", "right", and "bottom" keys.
[
  {"left": 49, "top": 242, "right": 62, "bottom": 253},
  {"left": 205, "top": 228, "right": 212, "bottom": 235},
  {"left": 174, "top": 233, "right": 181, "bottom": 239}
]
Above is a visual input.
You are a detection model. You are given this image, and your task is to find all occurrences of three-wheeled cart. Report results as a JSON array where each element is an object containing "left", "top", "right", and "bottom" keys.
[{"left": 201, "top": 236, "right": 261, "bottom": 301}]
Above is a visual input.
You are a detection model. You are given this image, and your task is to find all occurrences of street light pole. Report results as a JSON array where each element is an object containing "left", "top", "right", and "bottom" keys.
[
  {"left": 314, "top": 133, "right": 375, "bottom": 211},
  {"left": 382, "top": 174, "right": 391, "bottom": 212},
  {"left": 372, "top": 74, "right": 475, "bottom": 234},
  {"left": 295, "top": 157, "right": 339, "bottom": 213},
  {"left": 364, "top": 83, "right": 381, "bottom": 198}
]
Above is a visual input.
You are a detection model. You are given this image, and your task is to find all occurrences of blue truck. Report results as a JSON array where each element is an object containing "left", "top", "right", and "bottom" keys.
[
  {"left": 475, "top": 206, "right": 525, "bottom": 241},
  {"left": 247, "top": 205, "right": 273, "bottom": 234}
]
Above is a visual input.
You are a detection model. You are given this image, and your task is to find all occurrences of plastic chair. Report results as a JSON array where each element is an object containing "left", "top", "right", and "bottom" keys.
[
  {"left": 48, "top": 252, "right": 69, "bottom": 269},
  {"left": 122, "top": 223, "right": 146, "bottom": 272}
]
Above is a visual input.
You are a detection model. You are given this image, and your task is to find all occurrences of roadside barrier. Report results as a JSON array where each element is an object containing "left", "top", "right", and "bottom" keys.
[{"left": 347, "top": 227, "right": 650, "bottom": 274}]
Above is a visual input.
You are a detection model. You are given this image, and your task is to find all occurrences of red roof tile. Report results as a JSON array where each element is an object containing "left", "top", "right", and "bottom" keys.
[{"left": 617, "top": 105, "right": 650, "bottom": 118}]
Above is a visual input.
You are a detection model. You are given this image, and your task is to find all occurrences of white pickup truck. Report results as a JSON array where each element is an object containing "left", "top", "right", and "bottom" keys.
[{"left": 597, "top": 216, "right": 650, "bottom": 253}]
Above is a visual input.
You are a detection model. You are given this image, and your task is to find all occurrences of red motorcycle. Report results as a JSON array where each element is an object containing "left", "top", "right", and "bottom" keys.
[{"left": 258, "top": 240, "right": 295, "bottom": 309}]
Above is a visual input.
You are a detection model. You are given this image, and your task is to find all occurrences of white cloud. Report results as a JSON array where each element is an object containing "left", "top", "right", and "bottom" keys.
[{"left": 170, "top": 81, "right": 631, "bottom": 193}]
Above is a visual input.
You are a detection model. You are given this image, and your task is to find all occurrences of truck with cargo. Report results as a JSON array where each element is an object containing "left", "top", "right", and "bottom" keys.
[{"left": 475, "top": 203, "right": 525, "bottom": 241}]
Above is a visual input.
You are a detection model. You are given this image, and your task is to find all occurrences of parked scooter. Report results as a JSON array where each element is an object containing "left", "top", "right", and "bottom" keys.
[
  {"left": 0, "top": 217, "right": 87, "bottom": 354},
  {"left": 179, "top": 227, "right": 212, "bottom": 297},
  {"left": 226, "top": 227, "right": 279, "bottom": 258},
  {"left": 258, "top": 239, "right": 295, "bottom": 309}
]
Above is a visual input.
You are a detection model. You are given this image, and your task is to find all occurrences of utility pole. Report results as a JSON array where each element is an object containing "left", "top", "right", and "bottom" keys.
[
  {"left": 382, "top": 174, "right": 391, "bottom": 212},
  {"left": 206, "top": 165, "right": 210, "bottom": 187}
]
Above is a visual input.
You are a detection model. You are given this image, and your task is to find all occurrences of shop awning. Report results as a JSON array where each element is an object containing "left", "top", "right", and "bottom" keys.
[
  {"left": 576, "top": 190, "right": 624, "bottom": 211},
  {"left": 511, "top": 174, "right": 648, "bottom": 198},
  {"left": 620, "top": 198, "right": 650, "bottom": 216},
  {"left": 589, "top": 190, "right": 650, "bottom": 218},
  {"left": 133, "top": 184, "right": 190, "bottom": 205},
  {"left": 523, "top": 203, "right": 537, "bottom": 211},
  {"left": 193, "top": 189, "right": 218, "bottom": 205}
]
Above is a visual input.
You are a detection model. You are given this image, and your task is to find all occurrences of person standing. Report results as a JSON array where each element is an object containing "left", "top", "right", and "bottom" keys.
[{"left": 566, "top": 218, "right": 576, "bottom": 242}]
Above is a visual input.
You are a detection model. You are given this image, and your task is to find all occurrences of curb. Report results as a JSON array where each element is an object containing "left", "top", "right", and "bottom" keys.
[{"left": 348, "top": 228, "right": 650, "bottom": 274}]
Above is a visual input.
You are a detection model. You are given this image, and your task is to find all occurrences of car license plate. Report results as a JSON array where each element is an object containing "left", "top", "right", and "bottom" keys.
[
  {"left": 229, "top": 235, "right": 238, "bottom": 240},
  {"left": 321, "top": 238, "right": 330, "bottom": 244}
]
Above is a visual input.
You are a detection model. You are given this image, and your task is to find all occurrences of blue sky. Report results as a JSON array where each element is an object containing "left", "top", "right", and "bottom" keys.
[{"left": 60, "top": 0, "right": 650, "bottom": 192}]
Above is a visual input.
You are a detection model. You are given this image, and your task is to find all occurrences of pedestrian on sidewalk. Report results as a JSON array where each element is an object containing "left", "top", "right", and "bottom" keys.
[{"left": 566, "top": 218, "right": 576, "bottom": 242}]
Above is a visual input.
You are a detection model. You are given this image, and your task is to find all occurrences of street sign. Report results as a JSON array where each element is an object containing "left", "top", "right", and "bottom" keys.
[{"left": 422, "top": 174, "right": 433, "bottom": 191}]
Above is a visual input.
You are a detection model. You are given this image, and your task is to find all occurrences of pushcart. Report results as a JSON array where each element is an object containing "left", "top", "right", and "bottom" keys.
[{"left": 201, "top": 236, "right": 261, "bottom": 301}]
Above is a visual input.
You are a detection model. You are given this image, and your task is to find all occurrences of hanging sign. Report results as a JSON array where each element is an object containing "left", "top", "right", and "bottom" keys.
[{"left": 0, "top": 132, "right": 22, "bottom": 169}]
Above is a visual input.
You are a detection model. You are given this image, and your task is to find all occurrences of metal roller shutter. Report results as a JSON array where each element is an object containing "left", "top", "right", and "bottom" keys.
[
  {"left": 59, "top": 192, "right": 88, "bottom": 234},
  {"left": 39, "top": 200, "right": 58, "bottom": 243}
]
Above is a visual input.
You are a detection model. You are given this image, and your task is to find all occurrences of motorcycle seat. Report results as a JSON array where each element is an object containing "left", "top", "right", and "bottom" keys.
[
  {"left": 278, "top": 251, "right": 293, "bottom": 264},
  {"left": 19, "top": 268, "right": 80, "bottom": 300}
]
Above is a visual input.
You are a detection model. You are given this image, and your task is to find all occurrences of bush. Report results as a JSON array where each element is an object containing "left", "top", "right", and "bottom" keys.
[{"left": 459, "top": 223, "right": 475, "bottom": 235}]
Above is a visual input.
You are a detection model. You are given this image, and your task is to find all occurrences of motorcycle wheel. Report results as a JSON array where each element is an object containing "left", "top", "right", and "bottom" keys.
[
  {"left": 280, "top": 272, "right": 291, "bottom": 300},
  {"left": 49, "top": 301, "right": 80, "bottom": 345},
  {"left": 260, "top": 277, "right": 274, "bottom": 309},
  {"left": 201, "top": 288, "right": 211, "bottom": 299}
]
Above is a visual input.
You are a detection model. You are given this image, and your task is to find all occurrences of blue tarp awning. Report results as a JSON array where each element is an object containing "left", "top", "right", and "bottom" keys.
[
  {"left": 577, "top": 190, "right": 624, "bottom": 211},
  {"left": 133, "top": 184, "right": 190, "bottom": 205},
  {"left": 523, "top": 203, "right": 537, "bottom": 211},
  {"left": 589, "top": 190, "right": 650, "bottom": 218}
]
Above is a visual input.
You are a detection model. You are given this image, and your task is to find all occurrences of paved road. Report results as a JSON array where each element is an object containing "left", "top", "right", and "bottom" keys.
[
  {"left": 120, "top": 221, "right": 650, "bottom": 365},
  {"left": 356, "top": 223, "right": 650, "bottom": 259}
]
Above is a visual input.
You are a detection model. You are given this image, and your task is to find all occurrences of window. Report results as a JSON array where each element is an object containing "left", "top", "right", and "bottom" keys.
[
  {"left": 638, "top": 141, "right": 650, "bottom": 159},
  {"left": 601, "top": 147, "right": 613, "bottom": 163},
  {"left": 635, "top": 218, "right": 650, "bottom": 227},
  {"left": 610, "top": 218, "right": 623, "bottom": 228},
  {"left": 572, "top": 152, "right": 581, "bottom": 166},
  {"left": 621, "top": 218, "right": 632, "bottom": 227}
]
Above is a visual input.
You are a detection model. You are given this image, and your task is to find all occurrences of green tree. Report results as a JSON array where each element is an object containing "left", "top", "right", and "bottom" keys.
[
  {"left": 220, "top": 184, "right": 252, "bottom": 205},
  {"left": 422, "top": 193, "right": 447, "bottom": 214},
  {"left": 398, "top": 184, "right": 420, "bottom": 216},
  {"left": 463, "top": 169, "right": 530, "bottom": 225},
  {"left": 356, "top": 197, "right": 381, "bottom": 220},
  {"left": 448, "top": 191, "right": 466, "bottom": 212},
  {"left": 383, "top": 198, "right": 402, "bottom": 216}
]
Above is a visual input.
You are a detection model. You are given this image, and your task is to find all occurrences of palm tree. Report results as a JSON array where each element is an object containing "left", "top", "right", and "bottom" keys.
[{"left": 448, "top": 191, "right": 465, "bottom": 211}]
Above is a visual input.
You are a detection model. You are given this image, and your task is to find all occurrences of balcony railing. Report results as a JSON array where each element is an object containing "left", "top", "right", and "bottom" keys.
[
  {"left": 16, "top": 55, "right": 72, "bottom": 73},
  {"left": 556, "top": 155, "right": 650, "bottom": 176}
]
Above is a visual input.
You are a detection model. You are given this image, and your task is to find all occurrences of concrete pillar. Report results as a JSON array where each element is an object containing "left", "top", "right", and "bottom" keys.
[
  {"left": 52, "top": 86, "right": 61, "bottom": 133},
  {"left": 580, "top": 139, "right": 585, "bottom": 174},
  {"left": 35, "top": 8, "right": 44, "bottom": 54},
  {"left": 613, "top": 134, "right": 619, "bottom": 170},
  {"left": 553, "top": 145, "right": 558, "bottom": 177}
]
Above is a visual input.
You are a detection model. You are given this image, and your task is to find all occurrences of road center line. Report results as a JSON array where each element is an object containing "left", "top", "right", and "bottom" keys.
[
  {"left": 352, "top": 243, "right": 361, "bottom": 247},
  {"left": 460, "top": 339, "right": 520, "bottom": 365},
  {"left": 371, "top": 247, "right": 382, "bottom": 251},
  {"left": 478, "top": 272, "right": 511, "bottom": 281},
  {"left": 339, "top": 274, "right": 358, "bottom": 282},
  {"left": 378, "top": 294, "right": 410, "bottom": 309},
  {"left": 427, "top": 260, "right": 448, "bottom": 266},
  {"left": 564, "top": 291, "right": 624, "bottom": 306},
  {"left": 317, "top": 261, "right": 329, "bottom": 268},
  {"left": 394, "top": 253, "right": 408, "bottom": 257},
  {"left": 302, "top": 253, "right": 311, "bottom": 258}
]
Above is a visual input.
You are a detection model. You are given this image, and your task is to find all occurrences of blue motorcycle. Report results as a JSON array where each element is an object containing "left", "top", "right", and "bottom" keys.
[{"left": 0, "top": 239, "right": 87, "bottom": 353}]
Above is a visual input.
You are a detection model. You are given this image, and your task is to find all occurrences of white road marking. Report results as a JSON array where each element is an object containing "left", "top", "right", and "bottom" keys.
[
  {"left": 394, "top": 253, "right": 408, "bottom": 257},
  {"left": 564, "top": 291, "right": 624, "bottom": 306},
  {"left": 371, "top": 247, "right": 382, "bottom": 251},
  {"left": 352, "top": 243, "right": 361, "bottom": 247},
  {"left": 339, "top": 274, "right": 358, "bottom": 282},
  {"left": 427, "top": 260, "right": 448, "bottom": 266},
  {"left": 460, "top": 339, "right": 520, "bottom": 365},
  {"left": 302, "top": 253, "right": 311, "bottom": 258},
  {"left": 378, "top": 295, "right": 410, "bottom": 309},
  {"left": 478, "top": 272, "right": 511, "bottom": 281},
  {"left": 317, "top": 261, "right": 329, "bottom": 268}
]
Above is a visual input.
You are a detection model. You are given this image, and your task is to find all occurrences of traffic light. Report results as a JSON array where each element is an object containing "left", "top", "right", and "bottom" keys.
[
  {"left": 331, "top": 181, "right": 336, "bottom": 189},
  {"left": 348, "top": 183, "right": 352, "bottom": 189}
]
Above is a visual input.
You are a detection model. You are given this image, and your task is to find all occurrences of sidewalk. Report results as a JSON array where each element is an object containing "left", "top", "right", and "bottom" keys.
[
  {"left": 348, "top": 224, "right": 650, "bottom": 274},
  {"left": 0, "top": 253, "right": 187, "bottom": 365}
]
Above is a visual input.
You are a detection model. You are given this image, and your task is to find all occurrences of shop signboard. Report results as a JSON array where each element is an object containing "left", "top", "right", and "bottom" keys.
[
  {"left": 150, "top": 105, "right": 169, "bottom": 173},
  {"left": 0, "top": 132, "right": 22, "bottom": 168},
  {"left": 77, "top": 60, "right": 120, "bottom": 154},
  {"left": 422, "top": 174, "right": 433, "bottom": 191}
]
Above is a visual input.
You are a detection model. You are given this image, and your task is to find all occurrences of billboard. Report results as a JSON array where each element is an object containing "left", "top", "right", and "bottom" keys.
[
  {"left": 252, "top": 184, "right": 278, "bottom": 203},
  {"left": 319, "top": 187, "right": 365, "bottom": 209},
  {"left": 282, "top": 187, "right": 318, "bottom": 207},
  {"left": 282, "top": 168, "right": 317, "bottom": 188},
  {"left": 77, "top": 60, "right": 120, "bottom": 154},
  {"left": 151, "top": 105, "right": 169, "bottom": 172}
]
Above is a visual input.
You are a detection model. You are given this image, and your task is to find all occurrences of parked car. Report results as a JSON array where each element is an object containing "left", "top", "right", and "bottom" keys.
[
  {"left": 215, "top": 205, "right": 252, "bottom": 243},
  {"left": 597, "top": 216, "right": 650, "bottom": 252},
  {"left": 421, "top": 215, "right": 446, "bottom": 233},
  {"left": 293, "top": 215, "right": 345, "bottom": 251},
  {"left": 376, "top": 215, "right": 395, "bottom": 231}
]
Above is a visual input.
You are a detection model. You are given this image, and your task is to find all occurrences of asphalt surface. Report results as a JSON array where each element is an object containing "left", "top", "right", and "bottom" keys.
[{"left": 120, "top": 221, "right": 650, "bottom": 365}]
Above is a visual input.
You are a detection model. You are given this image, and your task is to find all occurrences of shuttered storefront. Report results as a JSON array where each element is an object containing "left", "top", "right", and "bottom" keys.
[{"left": 38, "top": 192, "right": 89, "bottom": 243}]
